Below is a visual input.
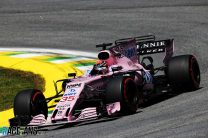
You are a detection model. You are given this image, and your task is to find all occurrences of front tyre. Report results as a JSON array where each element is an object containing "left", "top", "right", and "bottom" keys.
[
  {"left": 12, "top": 89, "right": 48, "bottom": 126},
  {"left": 105, "top": 76, "right": 139, "bottom": 114},
  {"left": 167, "top": 55, "right": 200, "bottom": 91}
]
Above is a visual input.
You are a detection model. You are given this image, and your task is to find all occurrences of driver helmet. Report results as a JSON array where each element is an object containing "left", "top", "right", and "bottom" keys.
[{"left": 90, "top": 61, "right": 109, "bottom": 75}]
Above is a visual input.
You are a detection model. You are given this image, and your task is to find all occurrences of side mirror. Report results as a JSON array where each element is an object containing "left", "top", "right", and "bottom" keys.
[
  {"left": 68, "top": 73, "right": 76, "bottom": 78},
  {"left": 112, "top": 66, "right": 123, "bottom": 72}
]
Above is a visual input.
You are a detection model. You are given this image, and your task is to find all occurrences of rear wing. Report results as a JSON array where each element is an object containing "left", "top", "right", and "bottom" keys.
[
  {"left": 115, "top": 35, "right": 174, "bottom": 65},
  {"left": 115, "top": 35, "right": 156, "bottom": 45}
]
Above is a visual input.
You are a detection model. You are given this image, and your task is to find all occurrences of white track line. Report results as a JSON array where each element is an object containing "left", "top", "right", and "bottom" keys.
[
  {"left": 76, "top": 65, "right": 94, "bottom": 71},
  {"left": 0, "top": 47, "right": 97, "bottom": 58},
  {"left": 11, "top": 53, "right": 49, "bottom": 58},
  {"left": 50, "top": 57, "right": 93, "bottom": 64}
]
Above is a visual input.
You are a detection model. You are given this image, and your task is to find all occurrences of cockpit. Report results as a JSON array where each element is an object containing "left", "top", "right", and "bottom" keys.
[{"left": 89, "top": 50, "right": 116, "bottom": 75}]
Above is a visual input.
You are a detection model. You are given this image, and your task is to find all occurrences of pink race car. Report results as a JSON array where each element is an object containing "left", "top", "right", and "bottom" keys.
[{"left": 9, "top": 35, "right": 200, "bottom": 127}]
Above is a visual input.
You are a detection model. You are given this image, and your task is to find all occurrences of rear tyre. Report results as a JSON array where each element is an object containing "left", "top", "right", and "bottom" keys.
[
  {"left": 13, "top": 89, "right": 48, "bottom": 125},
  {"left": 167, "top": 55, "right": 200, "bottom": 91},
  {"left": 105, "top": 76, "right": 139, "bottom": 114}
]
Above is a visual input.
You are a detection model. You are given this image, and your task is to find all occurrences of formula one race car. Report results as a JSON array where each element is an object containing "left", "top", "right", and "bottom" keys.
[{"left": 9, "top": 35, "right": 200, "bottom": 127}]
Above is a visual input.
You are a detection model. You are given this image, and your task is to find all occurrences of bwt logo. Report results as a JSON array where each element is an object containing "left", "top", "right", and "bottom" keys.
[{"left": 0, "top": 126, "right": 39, "bottom": 136}]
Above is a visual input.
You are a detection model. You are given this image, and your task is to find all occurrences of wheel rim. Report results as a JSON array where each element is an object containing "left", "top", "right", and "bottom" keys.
[
  {"left": 31, "top": 91, "right": 47, "bottom": 118},
  {"left": 190, "top": 57, "right": 200, "bottom": 88},
  {"left": 123, "top": 78, "right": 138, "bottom": 107}
]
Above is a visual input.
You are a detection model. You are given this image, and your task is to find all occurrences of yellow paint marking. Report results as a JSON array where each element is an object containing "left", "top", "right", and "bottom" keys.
[{"left": 0, "top": 55, "right": 84, "bottom": 127}]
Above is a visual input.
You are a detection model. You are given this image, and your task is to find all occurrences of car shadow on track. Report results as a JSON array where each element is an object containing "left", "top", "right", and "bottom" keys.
[
  {"left": 140, "top": 87, "right": 203, "bottom": 108},
  {"left": 39, "top": 110, "right": 143, "bottom": 132},
  {"left": 39, "top": 117, "right": 121, "bottom": 132}
]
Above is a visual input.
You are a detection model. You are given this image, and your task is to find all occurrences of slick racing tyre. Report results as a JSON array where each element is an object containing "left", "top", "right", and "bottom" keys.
[
  {"left": 13, "top": 89, "right": 48, "bottom": 125},
  {"left": 105, "top": 76, "right": 139, "bottom": 114},
  {"left": 167, "top": 55, "right": 200, "bottom": 91}
]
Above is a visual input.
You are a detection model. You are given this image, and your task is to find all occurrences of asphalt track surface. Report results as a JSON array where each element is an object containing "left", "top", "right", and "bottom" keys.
[{"left": 1, "top": 0, "right": 208, "bottom": 137}]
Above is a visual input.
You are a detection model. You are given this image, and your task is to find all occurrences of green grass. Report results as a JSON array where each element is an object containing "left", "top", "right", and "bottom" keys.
[{"left": 0, "top": 67, "right": 45, "bottom": 112}]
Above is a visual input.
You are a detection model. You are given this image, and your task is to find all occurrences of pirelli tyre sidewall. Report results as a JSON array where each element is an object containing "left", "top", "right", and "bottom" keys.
[
  {"left": 14, "top": 89, "right": 48, "bottom": 124},
  {"left": 167, "top": 55, "right": 200, "bottom": 91},
  {"left": 105, "top": 76, "right": 139, "bottom": 114}
]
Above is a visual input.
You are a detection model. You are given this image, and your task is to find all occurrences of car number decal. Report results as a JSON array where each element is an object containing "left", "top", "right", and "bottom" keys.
[{"left": 60, "top": 96, "right": 75, "bottom": 102}]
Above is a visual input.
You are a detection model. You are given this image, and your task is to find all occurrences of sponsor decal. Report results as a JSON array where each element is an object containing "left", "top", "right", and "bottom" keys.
[
  {"left": 139, "top": 48, "right": 165, "bottom": 55},
  {"left": 64, "top": 88, "right": 76, "bottom": 96},
  {"left": 57, "top": 111, "right": 62, "bottom": 116},
  {"left": 138, "top": 41, "right": 166, "bottom": 49},
  {"left": 66, "top": 83, "right": 81, "bottom": 89},
  {"left": 57, "top": 104, "right": 70, "bottom": 110},
  {"left": 57, "top": 104, "right": 70, "bottom": 108},
  {"left": 137, "top": 40, "right": 167, "bottom": 55}
]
